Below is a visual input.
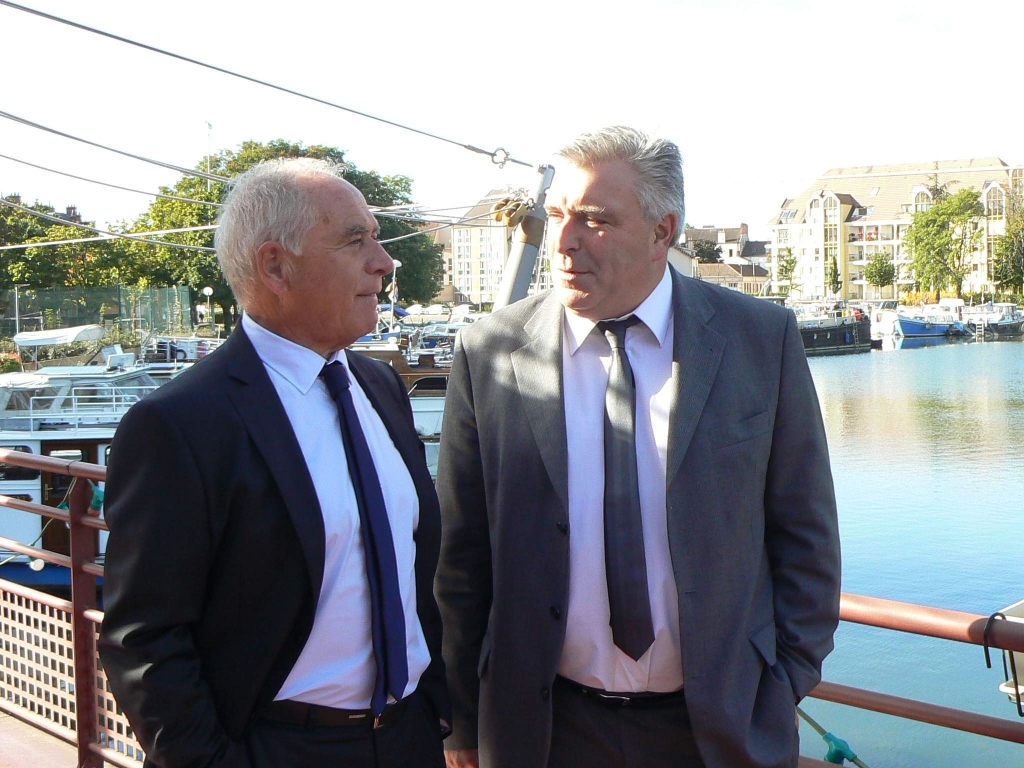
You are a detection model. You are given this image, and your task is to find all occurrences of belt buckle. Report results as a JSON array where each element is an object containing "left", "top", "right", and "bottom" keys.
[{"left": 596, "top": 692, "right": 632, "bottom": 707}]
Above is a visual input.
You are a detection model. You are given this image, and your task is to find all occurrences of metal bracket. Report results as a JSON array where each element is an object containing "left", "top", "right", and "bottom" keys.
[{"left": 984, "top": 612, "right": 1024, "bottom": 717}]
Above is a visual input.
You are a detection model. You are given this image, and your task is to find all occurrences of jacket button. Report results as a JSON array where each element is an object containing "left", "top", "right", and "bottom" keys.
[
  {"left": 550, "top": 606, "right": 561, "bottom": 620},
  {"left": 541, "top": 686, "right": 550, "bottom": 700},
  {"left": 556, "top": 522, "right": 568, "bottom": 534}
]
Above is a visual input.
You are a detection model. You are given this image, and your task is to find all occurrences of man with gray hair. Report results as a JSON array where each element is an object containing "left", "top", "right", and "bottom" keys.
[
  {"left": 100, "top": 158, "right": 450, "bottom": 768},
  {"left": 436, "top": 126, "right": 840, "bottom": 768}
]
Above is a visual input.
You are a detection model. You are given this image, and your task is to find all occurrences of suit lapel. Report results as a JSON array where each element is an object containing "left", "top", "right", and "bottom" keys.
[
  {"left": 510, "top": 295, "right": 569, "bottom": 515},
  {"left": 222, "top": 327, "right": 326, "bottom": 598},
  {"left": 666, "top": 269, "right": 727, "bottom": 486}
]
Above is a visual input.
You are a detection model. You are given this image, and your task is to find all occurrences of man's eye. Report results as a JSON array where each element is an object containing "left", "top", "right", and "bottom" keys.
[{"left": 545, "top": 211, "right": 563, "bottom": 221}]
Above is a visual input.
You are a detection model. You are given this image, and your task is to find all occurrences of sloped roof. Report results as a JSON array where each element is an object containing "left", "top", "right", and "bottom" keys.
[
  {"left": 741, "top": 240, "right": 768, "bottom": 259},
  {"left": 684, "top": 227, "right": 745, "bottom": 244},
  {"left": 769, "top": 158, "right": 1014, "bottom": 226}
]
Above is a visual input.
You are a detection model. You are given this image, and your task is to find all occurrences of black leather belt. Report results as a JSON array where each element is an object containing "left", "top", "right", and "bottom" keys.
[
  {"left": 261, "top": 695, "right": 410, "bottom": 730},
  {"left": 555, "top": 676, "right": 686, "bottom": 708}
]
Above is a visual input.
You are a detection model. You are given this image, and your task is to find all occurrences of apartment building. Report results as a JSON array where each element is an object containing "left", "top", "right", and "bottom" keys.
[{"left": 768, "top": 159, "right": 1023, "bottom": 299}]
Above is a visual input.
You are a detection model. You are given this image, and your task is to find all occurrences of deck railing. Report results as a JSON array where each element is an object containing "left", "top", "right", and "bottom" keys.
[{"left": 1, "top": 445, "right": 1024, "bottom": 766}]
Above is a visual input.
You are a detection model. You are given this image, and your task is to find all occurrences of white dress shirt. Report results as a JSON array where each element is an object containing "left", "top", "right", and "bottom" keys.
[
  {"left": 242, "top": 313, "right": 431, "bottom": 708},
  {"left": 557, "top": 267, "right": 684, "bottom": 693}
]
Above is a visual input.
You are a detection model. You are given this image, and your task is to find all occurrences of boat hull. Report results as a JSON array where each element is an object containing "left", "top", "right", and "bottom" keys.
[
  {"left": 799, "top": 316, "right": 873, "bottom": 357},
  {"left": 896, "top": 316, "right": 960, "bottom": 337}
]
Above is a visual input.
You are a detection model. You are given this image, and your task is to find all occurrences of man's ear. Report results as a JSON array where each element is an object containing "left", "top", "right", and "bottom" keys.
[
  {"left": 652, "top": 213, "right": 678, "bottom": 251},
  {"left": 255, "top": 241, "right": 292, "bottom": 296}
]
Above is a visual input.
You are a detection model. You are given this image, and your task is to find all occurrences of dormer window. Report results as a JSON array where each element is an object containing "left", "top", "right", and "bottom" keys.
[{"left": 914, "top": 192, "right": 932, "bottom": 213}]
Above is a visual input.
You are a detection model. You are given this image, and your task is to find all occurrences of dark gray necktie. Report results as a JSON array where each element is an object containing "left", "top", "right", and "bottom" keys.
[{"left": 597, "top": 316, "right": 655, "bottom": 661}]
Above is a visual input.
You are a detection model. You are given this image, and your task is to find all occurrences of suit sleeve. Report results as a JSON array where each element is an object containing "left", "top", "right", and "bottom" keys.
[
  {"left": 98, "top": 398, "right": 250, "bottom": 768},
  {"left": 434, "top": 333, "right": 492, "bottom": 750},
  {"left": 764, "top": 311, "right": 842, "bottom": 701}
]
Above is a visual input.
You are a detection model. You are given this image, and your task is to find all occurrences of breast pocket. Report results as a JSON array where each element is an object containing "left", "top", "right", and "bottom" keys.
[{"left": 710, "top": 410, "right": 772, "bottom": 451}]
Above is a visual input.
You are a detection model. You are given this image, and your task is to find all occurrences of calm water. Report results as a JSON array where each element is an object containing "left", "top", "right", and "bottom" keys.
[{"left": 798, "top": 338, "right": 1024, "bottom": 766}]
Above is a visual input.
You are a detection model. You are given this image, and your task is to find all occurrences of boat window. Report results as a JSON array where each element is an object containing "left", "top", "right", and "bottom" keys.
[
  {"left": 0, "top": 445, "right": 41, "bottom": 481},
  {"left": 5, "top": 387, "right": 60, "bottom": 411}
]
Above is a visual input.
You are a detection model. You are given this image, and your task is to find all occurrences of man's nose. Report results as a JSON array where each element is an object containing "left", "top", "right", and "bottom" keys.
[
  {"left": 372, "top": 241, "right": 395, "bottom": 274},
  {"left": 554, "top": 219, "right": 578, "bottom": 255}
]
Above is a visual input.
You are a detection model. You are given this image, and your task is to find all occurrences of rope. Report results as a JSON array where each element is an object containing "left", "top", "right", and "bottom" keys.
[
  {"left": 0, "top": 0, "right": 534, "bottom": 169},
  {"left": 797, "top": 706, "right": 871, "bottom": 767}
]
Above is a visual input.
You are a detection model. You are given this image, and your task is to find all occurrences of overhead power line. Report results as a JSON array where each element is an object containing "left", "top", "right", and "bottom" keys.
[
  {"left": 0, "top": 0, "right": 535, "bottom": 169},
  {"left": 0, "top": 109, "right": 228, "bottom": 183},
  {"left": 0, "top": 197, "right": 216, "bottom": 252},
  {"left": 0, "top": 152, "right": 222, "bottom": 207}
]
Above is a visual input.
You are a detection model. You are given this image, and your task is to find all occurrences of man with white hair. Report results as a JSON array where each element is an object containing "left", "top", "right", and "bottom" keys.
[
  {"left": 436, "top": 127, "right": 840, "bottom": 768},
  {"left": 100, "top": 158, "right": 450, "bottom": 768}
]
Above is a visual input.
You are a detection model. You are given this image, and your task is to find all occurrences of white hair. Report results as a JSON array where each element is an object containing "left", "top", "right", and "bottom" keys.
[
  {"left": 215, "top": 157, "right": 348, "bottom": 306},
  {"left": 556, "top": 126, "right": 685, "bottom": 244}
]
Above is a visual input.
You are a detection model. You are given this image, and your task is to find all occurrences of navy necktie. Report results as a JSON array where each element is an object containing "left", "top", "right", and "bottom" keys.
[
  {"left": 320, "top": 360, "right": 408, "bottom": 714},
  {"left": 597, "top": 316, "right": 655, "bottom": 661}
]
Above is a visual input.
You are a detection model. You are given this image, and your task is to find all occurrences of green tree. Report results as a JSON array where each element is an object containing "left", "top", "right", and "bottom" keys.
[
  {"left": 824, "top": 252, "right": 841, "bottom": 297},
  {"left": 693, "top": 239, "right": 722, "bottom": 263},
  {"left": 776, "top": 246, "right": 799, "bottom": 297},
  {"left": 903, "top": 188, "right": 983, "bottom": 300},
  {"left": 992, "top": 189, "right": 1024, "bottom": 294},
  {"left": 864, "top": 254, "right": 896, "bottom": 298},
  {"left": 135, "top": 139, "right": 443, "bottom": 331}
]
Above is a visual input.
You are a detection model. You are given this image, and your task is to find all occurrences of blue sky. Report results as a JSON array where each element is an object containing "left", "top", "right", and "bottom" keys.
[{"left": 1, "top": 0, "right": 1021, "bottom": 240}]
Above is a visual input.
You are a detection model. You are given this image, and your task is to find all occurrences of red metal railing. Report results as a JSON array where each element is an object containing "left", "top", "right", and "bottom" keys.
[{"left": 2, "top": 446, "right": 1024, "bottom": 766}]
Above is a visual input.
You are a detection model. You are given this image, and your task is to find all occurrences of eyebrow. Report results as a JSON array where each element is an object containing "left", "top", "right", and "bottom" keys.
[
  {"left": 343, "top": 223, "right": 380, "bottom": 238},
  {"left": 545, "top": 203, "right": 611, "bottom": 218}
]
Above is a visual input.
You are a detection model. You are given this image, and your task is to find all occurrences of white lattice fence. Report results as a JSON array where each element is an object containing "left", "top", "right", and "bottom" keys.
[{"left": 0, "top": 581, "right": 143, "bottom": 765}]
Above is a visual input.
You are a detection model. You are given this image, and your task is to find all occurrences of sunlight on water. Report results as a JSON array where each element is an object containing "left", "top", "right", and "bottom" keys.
[{"left": 797, "top": 339, "right": 1024, "bottom": 766}]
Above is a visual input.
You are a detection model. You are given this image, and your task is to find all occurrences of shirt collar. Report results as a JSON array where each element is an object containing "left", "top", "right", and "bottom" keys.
[
  {"left": 563, "top": 266, "right": 673, "bottom": 356},
  {"left": 242, "top": 312, "right": 347, "bottom": 395}
]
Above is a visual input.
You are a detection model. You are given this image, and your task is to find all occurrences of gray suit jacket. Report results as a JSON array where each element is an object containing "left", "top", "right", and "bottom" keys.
[{"left": 435, "top": 267, "right": 841, "bottom": 768}]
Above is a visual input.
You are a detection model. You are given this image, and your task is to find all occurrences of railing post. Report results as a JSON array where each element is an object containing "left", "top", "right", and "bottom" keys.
[{"left": 68, "top": 476, "right": 102, "bottom": 768}]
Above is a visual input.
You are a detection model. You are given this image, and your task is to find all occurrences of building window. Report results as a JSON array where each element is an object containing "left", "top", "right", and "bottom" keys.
[
  {"left": 986, "top": 188, "right": 1005, "bottom": 219},
  {"left": 914, "top": 192, "right": 932, "bottom": 213},
  {"left": 778, "top": 229, "right": 789, "bottom": 244},
  {"left": 869, "top": 187, "right": 880, "bottom": 197}
]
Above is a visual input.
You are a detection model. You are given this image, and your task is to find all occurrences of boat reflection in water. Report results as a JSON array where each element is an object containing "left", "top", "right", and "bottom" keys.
[{"left": 877, "top": 335, "right": 967, "bottom": 352}]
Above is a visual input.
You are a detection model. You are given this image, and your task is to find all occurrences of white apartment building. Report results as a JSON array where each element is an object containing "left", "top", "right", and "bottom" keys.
[{"left": 768, "top": 159, "right": 1023, "bottom": 300}]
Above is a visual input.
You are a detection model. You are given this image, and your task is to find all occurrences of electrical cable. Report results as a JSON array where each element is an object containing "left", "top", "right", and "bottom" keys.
[
  {"left": 0, "top": 109, "right": 228, "bottom": 183},
  {"left": 0, "top": 0, "right": 535, "bottom": 169},
  {"left": 0, "top": 196, "right": 216, "bottom": 252},
  {"left": 0, "top": 152, "right": 222, "bottom": 207}
]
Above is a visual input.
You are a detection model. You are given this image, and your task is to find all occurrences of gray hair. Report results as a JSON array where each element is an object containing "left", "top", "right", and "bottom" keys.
[
  {"left": 556, "top": 126, "right": 685, "bottom": 243},
  {"left": 215, "top": 157, "right": 348, "bottom": 306}
]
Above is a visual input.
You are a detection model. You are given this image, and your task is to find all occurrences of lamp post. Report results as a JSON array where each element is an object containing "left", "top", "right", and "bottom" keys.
[
  {"left": 389, "top": 260, "right": 402, "bottom": 332},
  {"left": 13, "top": 283, "right": 28, "bottom": 336}
]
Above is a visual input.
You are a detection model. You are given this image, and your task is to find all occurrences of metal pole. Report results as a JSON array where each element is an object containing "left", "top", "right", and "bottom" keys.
[
  {"left": 13, "top": 284, "right": 19, "bottom": 336},
  {"left": 69, "top": 477, "right": 102, "bottom": 767},
  {"left": 493, "top": 164, "right": 555, "bottom": 311}
]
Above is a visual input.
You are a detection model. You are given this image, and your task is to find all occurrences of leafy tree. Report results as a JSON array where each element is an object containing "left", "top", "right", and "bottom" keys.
[
  {"left": 903, "top": 188, "right": 983, "bottom": 300},
  {"left": 864, "top": 254, "right": 896, "bottom": 298},
  {"left": 135, "top": 139, "right": 443, "bottom": 331},
  {"left": 693, "top": 239, "right": 722, "bottom": 263},
  {"left": 992, "top": 189, "right": 1024, "bottom": 294},
  {"left": 775, "top": 246, "right": 799, "bottom": 297}
]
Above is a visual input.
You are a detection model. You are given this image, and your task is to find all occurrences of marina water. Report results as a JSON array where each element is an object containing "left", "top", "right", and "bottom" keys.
[{"left": 798, "top": 338, "right": 1024, "bottom": 766}]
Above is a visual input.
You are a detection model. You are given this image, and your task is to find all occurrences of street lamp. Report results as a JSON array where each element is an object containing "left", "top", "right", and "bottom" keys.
[{"left": 202, "top": 286, "right": 214, "bottom": 329}]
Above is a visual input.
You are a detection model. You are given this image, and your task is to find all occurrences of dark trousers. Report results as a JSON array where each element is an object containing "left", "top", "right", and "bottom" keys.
[
  {"left": 246, "top": 690, "right": 445, "bottom": 768},
  {"left": 547, "top": 677, "right": 706, "bottom": 768}
]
